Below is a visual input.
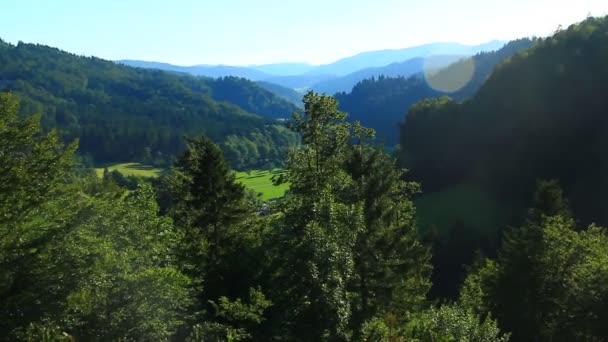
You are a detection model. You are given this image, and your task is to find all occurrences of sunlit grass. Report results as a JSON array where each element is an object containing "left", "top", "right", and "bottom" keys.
[
  {"left": 95, "top": 163, "right": 289, "bottom": 201},
  {"left": 235, "top": 169, "right": 289, "bottom": 201},
  {"left": 94, "top": 162, "right": 164, "bottom": 178}
]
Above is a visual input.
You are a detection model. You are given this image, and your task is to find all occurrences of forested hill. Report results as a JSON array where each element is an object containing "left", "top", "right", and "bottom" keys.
[
  {"left": 401, "top": 16, "right": 608, "bottom": 226},
  {"left": 204, "top": 76, "right": 300, "bottom": 119},
  {"left": 0, "top": 40, "right": 298, "bottom": 168},
  {"left": 335, "top": 38, "right": 534, "bottom": 145}
]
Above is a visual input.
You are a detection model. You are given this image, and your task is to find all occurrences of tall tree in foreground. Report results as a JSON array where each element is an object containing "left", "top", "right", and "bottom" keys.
[
  {"left": 267, "top": 92, "right": 431, "bottom": 340},
  {"left": 269, "top": 92, "right": 356, "bottom": 340},
  {"left": 1, "top": 93, "right": 192, "bottom": 340},
  {"left": 162, "top": 137, "right": 269, "bottom": 339},
  {"left": 345, "top": 145, "right": 431, "bottom": 338},
  {"left": 0, "top": 93, "right": 78, "bottom": 337}
]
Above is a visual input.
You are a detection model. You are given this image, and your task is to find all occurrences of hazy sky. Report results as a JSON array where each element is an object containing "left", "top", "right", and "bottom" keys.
[{"left": 1, "top": 0, "right": 606, "bottom": 65}]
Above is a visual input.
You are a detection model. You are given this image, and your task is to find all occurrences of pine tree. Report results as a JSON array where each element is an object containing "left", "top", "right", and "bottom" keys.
[
  {"left": 161, "top": 136, "right": 266, "bottom": 335},
  {"left": 345, "top": 146, "right": 431, "bottom": 338}
]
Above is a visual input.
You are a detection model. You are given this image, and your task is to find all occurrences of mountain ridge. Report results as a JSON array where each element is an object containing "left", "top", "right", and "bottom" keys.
[{"left": 118, "top": 40, "right": 506, "bottom": 90}]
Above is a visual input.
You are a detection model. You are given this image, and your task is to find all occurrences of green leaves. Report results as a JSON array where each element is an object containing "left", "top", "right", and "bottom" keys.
[
  {"left": 268, "top": 92, "right": 431, "bottom": 340},
  {"left": 463, "top": 181, "right": 608, "bottom": 340},
  {"left": 405, "top": 304, "right": 509, "bottom": 342}
]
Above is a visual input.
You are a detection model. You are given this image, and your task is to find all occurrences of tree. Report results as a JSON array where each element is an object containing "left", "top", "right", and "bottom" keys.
[
  {"left": 345, "top": 144, "right": 431, "bottom": 338},
  {"left": 56, "top": 183, "right": 191, "bottom": 341},
  {"left": 161, "top": 136, "right": 268, "bottom": 336},
  {"left": 163, "top": 136, "right": 248, "bottom": 272},
  {"left": 405, "top": 303, "right": 509, "bottom": 342},
  {"left": 267, "top": 92, "right": 431, "bottom": 340},
  {"left": 267, "top": 92, "right": 358, "bottom": 340},
  {"left": 0, "top": 93, "right": 78, "bottom": 337},
  {"left": 462, "top": 180, "right": 608, "bottom": 341}
]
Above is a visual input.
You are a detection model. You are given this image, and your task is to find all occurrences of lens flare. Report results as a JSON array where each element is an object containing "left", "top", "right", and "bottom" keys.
[{"left": 423, "top": 56, "right": 475, "bottom": 93}]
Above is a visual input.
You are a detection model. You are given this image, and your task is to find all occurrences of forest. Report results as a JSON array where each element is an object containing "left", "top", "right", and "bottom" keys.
[
  {"left": 0, "top": 40, "right": 298, "bottom": 169},
  {"left": 335, "top": 38, "right": 535, "bottom": 145},
  {"left": 2, "top": 14, "right": 608, "bottom": 342}
]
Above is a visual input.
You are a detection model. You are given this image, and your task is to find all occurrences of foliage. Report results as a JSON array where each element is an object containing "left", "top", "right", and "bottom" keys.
[
  {"left": 0, "top": 93, "right": 192, "bottom": 340},
  {"left": 405, "top": 303, "right": 509, "bottom": 342},
  {"left": 161, "top": 137, "right": 271, "bottom": 337},
  {"left": 399, "top": 16, "right": 608, "bottom": 300},
  {"left": 0, "top": 93, "right": 79, "bottom": 337},
  {"left": 464, "top": 181, "right": 608, "bottom": 341},
  {"left": 335, "top": 39, "right": 534, "bottom": 145},
  {"left": 209, "top": 76, "right": 300, "bottom": 119},
  {"left": 400, "top": 16, "right": 608, "bottom": 227},
  {"left": 0, "top": 41, "right": 298, "bottom": 168},
  {"left": 266, "top": 92, "right": 431, "bottom": 340}
]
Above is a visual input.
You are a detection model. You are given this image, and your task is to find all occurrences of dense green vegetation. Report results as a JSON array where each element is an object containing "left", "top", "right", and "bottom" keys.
[
  {"left": 3, "top": 14, "right": 608, "bottom": 342},
  {"left": 205, "top": 76, "right": 300, "bottom": 120},
  {"left": 2, "top": 91, "right": 509, "bottom": 341},
  {"left": 401, "top": 14, "right": 608, "bottom": 311},
  {"left": 336, "top": 38, "right": 534, "bottom": 145},
  {"left": 255, "top": 81, "right": 304, "bottom": 106},
  {"left": 0, "top": 39, "right": 298, "bottom": 168}
]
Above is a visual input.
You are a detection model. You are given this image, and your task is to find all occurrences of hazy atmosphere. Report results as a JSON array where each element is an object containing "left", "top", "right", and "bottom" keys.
[
  {"left": 2, "top": 1, "right": 608, "bottom": 341},
  {"left": 2, "top": 0, "right": 606, "bottom": 65}
]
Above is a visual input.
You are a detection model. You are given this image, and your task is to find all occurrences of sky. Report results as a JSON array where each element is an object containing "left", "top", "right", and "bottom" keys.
[{"left": 1, "top": 0, "right": 607, "bottom": 66}]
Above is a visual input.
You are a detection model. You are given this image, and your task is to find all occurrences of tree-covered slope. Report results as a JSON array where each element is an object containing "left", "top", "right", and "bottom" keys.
[
  {"left": 255, "top": 80, "right": 303, "bottom": 106},
  {"left": 0, "top": 40, "right": 298, "bottom": 168},
  {"left": 400, "top": 16, "right": 608, "bottom": 225},
  {"left": 335, "top": 39, "right": 534, "bottom": 145},
  {"left": 206, "top": 76, "right": 300, "bottom": 119}
]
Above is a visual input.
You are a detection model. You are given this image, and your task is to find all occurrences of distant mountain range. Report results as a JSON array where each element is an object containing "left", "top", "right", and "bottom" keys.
[
  {"left": 311, "top": 55, "right": 466, "bottom": 95},
  {"left": 303, "top": 40, "right": 506, "bottom": 76},
  {"left": 118, "top": 40, "right": 505, "bottom": 95}
]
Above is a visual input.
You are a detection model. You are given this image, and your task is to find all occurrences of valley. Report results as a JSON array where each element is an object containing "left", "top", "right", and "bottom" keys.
[{"left": 2, "top": 4, "right": 608, "bottom": 341}]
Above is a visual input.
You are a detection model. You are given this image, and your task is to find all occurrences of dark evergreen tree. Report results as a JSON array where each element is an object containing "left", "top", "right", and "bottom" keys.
[{"left": 162, "top": 137, "right": 269, "bottom": 339}]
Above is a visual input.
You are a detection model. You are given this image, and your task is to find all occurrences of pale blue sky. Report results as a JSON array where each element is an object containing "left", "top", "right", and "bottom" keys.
[{"left": 1, "top": 0, "right": 606, "bottom": 65}]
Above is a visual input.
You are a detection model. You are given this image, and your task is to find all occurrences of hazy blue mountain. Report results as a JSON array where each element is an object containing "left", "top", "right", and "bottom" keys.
[
  {"left": 334, "top": 38, "right": 534, "bottom": 146},
  {"left": 250, "top": 62, "right": 315, "bottom": 76},
  {"left": 308, "top": 40, "right": 506, "bottom": 76},
  {"left": 311, "top": 55, "right": 465, "bottom": 95},
  {"left": 262, "top": 73, "right": 338, "bottom": 91},
  {"left": 118, "top": 60, "right": 271, "bottom": 80},
  {"left": 256, "top": 81, "right": 304, "bottom": 106},
  {"left": 118, "top": 40, "right": 504, "bottom": 91}
]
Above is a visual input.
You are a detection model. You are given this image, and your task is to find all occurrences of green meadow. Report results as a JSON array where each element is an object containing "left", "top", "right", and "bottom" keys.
[
  {"left": 95, "top": 163, "right": 288, "bottom": 201},
  {"left": 235, "top": 169, "right": 289, "bottom": 201},
  {"left": 94, "top": 162, "right": 165, "bottom": 178}
]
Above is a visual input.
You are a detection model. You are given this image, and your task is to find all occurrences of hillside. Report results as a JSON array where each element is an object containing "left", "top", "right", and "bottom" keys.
[
  {"left": 401, "top": 16, "right": 608, "bottom": 226},
  {"left": 335, "top": 38, "right": 534, "bottom": 145},
  {"left": 255, "top": 81, "right": 303, "bottom": 106},
  {"left": 205, "top": 76, "right": 300, "bottom": 119},
  {"left": 0, "top": 41, "right": 298, "bottom": 168}
]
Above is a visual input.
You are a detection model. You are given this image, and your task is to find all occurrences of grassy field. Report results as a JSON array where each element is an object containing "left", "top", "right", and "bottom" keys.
[
  {"left": 95, "top": 163, "right": 288, "bottom": 201},
  {"left": 235, "top": 169, "right": 289, "bottom": 201},
  {"left": 95, "top": 162, "right": 165, "bottom": 178}
]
